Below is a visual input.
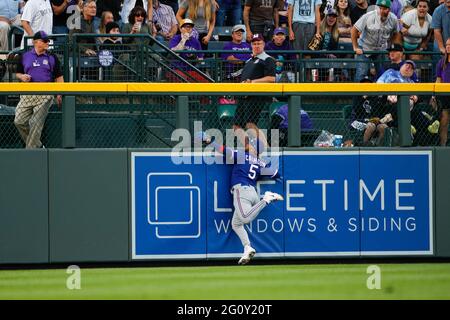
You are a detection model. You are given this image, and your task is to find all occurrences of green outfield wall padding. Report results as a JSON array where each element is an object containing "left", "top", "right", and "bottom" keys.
[
  {"left": 48, "top": 149, "right": 129, "bottom": 262},
  {"left": 435, "top": 148, "right": 450, "bottom": 257},
  {"left": 0, "top": 150, "right": 49, "bottom": 263}
]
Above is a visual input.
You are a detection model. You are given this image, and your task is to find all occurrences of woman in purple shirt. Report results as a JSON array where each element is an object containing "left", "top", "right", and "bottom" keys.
[{"left": 436, "top": 38, "right": 450, "bottom": 146}]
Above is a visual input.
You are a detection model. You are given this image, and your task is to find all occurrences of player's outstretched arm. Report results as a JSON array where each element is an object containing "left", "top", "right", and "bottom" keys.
[{"left": 194, "top": 131, "right": 234, "bottom": 160}]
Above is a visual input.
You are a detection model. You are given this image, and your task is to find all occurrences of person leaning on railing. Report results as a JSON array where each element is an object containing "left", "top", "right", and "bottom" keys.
[
  {"left": 399, "top": 0, "right": 433, "bottom": 61},
  {"left": 14, "top": 31, "right": 64, "bottom": 149},
  {"left": 351, "top": 0, "right": 402, "bottom": 82}
]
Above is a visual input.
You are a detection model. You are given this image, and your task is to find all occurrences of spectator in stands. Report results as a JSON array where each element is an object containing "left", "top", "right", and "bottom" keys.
[
  {"left": 334, "top": 0, "right": 352, "bottom": 43},
  {"left": 21, "top": 0, "right": 53, "bottom": 48},
  {"left": 350, "top": 0, "right": 369, "bottom": 24},
  {"left": 431, "top": 0, "right": 450, "bottom": 55},
  {"left": 96, "top": 0, "right": 122, "bottom": 24},
  {"left": 176, "top": 0, "right": 216, "bottom": 50},
  {"left": 348, "top": 76, "right": 388, "bottom": 146},
  {"left": 160, "top": 1, "right": 179, "bottom": 17},
  {"left": 376, "top": 61, "right": 419, "bottom": 138},
  {"left": 69, "top": 0, "right": 98, "bottom": 56},
  {"left": 390, "top": 0, "right": 404, "bottom": 18},
  {"left": 51, "top": 0, "right": 78, "bottom": 35},
  {"left": 377, "top": 59, "right": 417, "bottom": 83},
  {"left": 101, "top": 21, "right": 122, "bottom": 45},
  {"left": 120, "top": 0, "right": 153, "bottom": 29},
  {"left": 400, "top": 0, "right": 432, "bottom": 60},
  {"left": 0, "top": 0, "right": 22, "bottom": 58},
  {"left": 233, "top": 34, "right": 275, "bottom": 147},
  {"left": 152, "top": 0, "right": 178, "bottom": 42},
  {"left": 264, "top": 27, "right": 296, "bottom": 82},
  {"left": 168, "top": 18, "right": 209, "bottom": 81},
  {"left": 221, "top": 24, "right": 251, "bottom": 81},
  {"left": 97, "top": 10, "right": 115, "bottom": 43},
  {"left": 244, "top": 0, "right": 283, "bottom": 43},
  {"left": 170, "top": 18, "right": 202, "bottom": 58},
  {"left": 278, "top": 0, "right": 289, "bottom": 28},
  {"left": 216, "top": 0, "right": 242, "bottom": 26},
  {"left": 318, "top": 9, "right": 340, "bottom": 51},
  {"left": 351, "top": 0, "right": 401, "bottom": 81},
  {"left": 122, "top": 6, "right": 153, "bottom": 45},
  {"left": 436, "top": 38, "right": 450, "bottom": 146},
  {"left": 271, "top": 103, "right": 314, "bottom": 146},
  {"left": 14, "top": 31, "right": 64, "bottom": 149},
  {"left": 287, "top": 0, "right": 322, "bottom": 51},
  {"left": 99, "top": 21, "right": 129, "bottom": 81},
  {"left": 377, "top": 43, "right": 419, "bottom": 81}
]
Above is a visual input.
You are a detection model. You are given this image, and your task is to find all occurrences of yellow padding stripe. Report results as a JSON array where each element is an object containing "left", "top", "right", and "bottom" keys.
[{"left": 0, "top": 82, "right": 447, "bottom": 93}]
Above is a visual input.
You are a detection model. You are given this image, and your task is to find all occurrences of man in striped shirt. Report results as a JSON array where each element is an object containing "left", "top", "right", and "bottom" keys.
[{"left": 152, "top": 0, "right": 178, "bottom": 41}]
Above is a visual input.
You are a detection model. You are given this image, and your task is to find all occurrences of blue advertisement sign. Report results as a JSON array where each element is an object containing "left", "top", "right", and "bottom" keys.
[
  {"left": 131, "top": 152, "right": 207, "bottom": 259},
  {"left": 131, "top": 150, "right": 433, "bottom": 260},
  {"left": 359, "top": 151, "right": 433, "bottom": 255},
  {"left": 283, "top": 151, "right": 361, "bottom": 256}
]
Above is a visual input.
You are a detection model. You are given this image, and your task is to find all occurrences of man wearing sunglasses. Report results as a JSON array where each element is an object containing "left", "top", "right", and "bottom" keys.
[{"left": 14, "top": 31, "right": 64, "bottom": 149}]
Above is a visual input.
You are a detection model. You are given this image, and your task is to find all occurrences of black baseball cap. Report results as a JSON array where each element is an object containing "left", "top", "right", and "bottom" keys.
[
  {"left": 387, "top": 43, "right": 404, "bottom": 52},
  {"left": 33, "top": 31, "right": 50, "bottom": 42},
  {"left": 105, "top": 21, "right": 120, "bottom": 34}
]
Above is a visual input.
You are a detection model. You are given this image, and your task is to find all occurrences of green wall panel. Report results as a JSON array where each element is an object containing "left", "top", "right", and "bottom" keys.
[
  {"left": 49, "top": 149, "right": 129, "bottom": 262},
  {"left": 0, "top": 150, "right": 49, "bottom": 263},
  {"left": 435, "top": 148, "right": 450, "bottom": 257}
]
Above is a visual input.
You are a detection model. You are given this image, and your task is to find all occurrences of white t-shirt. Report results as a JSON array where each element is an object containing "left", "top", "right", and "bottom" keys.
[
  {"left": 21, "top": 0, "right": 53, "bottom": 48},
  {"left": 287, "top": 0, "right": 321, "bottom": 24},
  {"left": 401, "top": 9, "right": 432, "bottom": 45}
]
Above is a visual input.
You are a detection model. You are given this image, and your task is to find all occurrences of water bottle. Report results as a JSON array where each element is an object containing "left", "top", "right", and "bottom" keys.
[
  {"left": 328, "top": 68, "right": 334, "bottom": 82},
  {"left": 333, "top": 135, "right": 343, "bottom": 148}
]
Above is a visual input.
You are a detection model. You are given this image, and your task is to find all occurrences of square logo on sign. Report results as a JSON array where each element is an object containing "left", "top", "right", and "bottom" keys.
[{"left": 147, "top": 173, "right": 201, "bottom": 238}]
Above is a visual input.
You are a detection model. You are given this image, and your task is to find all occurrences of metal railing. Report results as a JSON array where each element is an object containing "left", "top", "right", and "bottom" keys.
[
  {"left": 0, "top": 83, "right": 448, "bottom": 149},
  {"left": 1, "top": 32, "right": 442, "bottom": 83}
]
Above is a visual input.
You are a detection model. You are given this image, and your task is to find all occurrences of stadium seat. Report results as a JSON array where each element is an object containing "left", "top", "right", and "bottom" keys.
[
  {"left": 207, "top": 41, "right": 227, "bottom": 51},
  {"left": 212, "top": 26, "right": 233, "bottom": 41},
  {"left": 217, "top": 103, "right": 236, "bottom": 120},
  {"left": 269, "top": 101, "right": 286, "bottom": 118}
]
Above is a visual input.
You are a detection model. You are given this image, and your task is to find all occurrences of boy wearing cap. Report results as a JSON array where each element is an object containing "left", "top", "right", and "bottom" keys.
[
  {"left": 377, "top": 43, "right": 419, "bottom": 82},
  {"left": 14, "top": 31, "right": 64, "bottom": 149},
  {"left": 351, "top": 0, "right": 401, "bottom": 81},
  {"left": 264, "top": 27, "right": 296, "bottom": 82}
]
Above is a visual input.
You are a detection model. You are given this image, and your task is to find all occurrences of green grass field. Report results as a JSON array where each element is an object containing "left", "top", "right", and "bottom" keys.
[{"left": 1, "top": 263, "right": 450, "bottom": 299}]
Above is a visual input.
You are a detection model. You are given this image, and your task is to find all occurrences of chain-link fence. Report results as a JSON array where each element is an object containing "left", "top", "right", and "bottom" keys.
[{"left": 0, "top": 90, "right": 448, "bottom": 149}]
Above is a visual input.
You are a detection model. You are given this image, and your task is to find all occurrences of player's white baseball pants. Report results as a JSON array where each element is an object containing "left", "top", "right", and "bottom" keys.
[{"left": 231, "top": 184, "right": 267, "bottom": 247}]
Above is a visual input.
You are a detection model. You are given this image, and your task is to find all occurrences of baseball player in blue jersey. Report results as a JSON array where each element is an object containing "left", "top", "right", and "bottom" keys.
[{"left": 195, "top": 131, "right": 283, "bottom": 265}]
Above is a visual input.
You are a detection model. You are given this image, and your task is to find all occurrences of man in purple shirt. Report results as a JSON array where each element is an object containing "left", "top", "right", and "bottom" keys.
[
  {"left": 14, "top": 31, "right": 64, "bottom": 149},
  {"left": 221, "top": 24, "right": 251, "bottom": 81},
  {"left": 436, "top": 38, "right": 450, "bottom": 145}
]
